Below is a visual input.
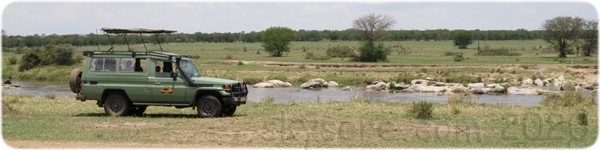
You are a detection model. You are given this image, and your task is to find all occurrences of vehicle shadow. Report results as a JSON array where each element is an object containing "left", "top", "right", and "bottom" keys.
[{"left": 74, "top": 113, "right": 246, "bottom": 118}]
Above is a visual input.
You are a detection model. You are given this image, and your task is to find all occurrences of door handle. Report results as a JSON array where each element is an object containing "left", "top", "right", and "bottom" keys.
[{"left": 155, "top": 82, "right": 161, "bottom": 85}]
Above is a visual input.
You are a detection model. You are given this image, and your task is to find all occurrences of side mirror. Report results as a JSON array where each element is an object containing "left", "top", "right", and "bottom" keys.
[{"left": 171, "top": 71, "right": 177, "bottom": 81}]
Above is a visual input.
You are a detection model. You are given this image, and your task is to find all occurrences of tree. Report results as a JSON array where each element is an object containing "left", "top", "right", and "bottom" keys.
[
  {"left": 351, "top": 13, "right": 396, "bottom": 62},
  {"left": 580, "top": 19, "right": 598, "bottom": 57},
  {"left": 261, "top": 27, "right": 295, "bottom": 57},
  {"left": 452, "top": 30, "right": 473, "bottom": 49},
  {"left": 0, "top": 29, "right": 6, "bottom": 47},
  {"left": 542, "top": 16, "right": 584, "bottom": 58}
]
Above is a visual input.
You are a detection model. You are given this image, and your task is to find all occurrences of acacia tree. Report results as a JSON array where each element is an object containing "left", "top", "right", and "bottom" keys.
[
  {"left": 261, "top": 27, "right": 295, "bottom": 57},
  {"left": 580, "top": 19, "right": 598, "bottom": 57},
  {"left": 452, "top": 30, "right": 473, "bottom": 49},
  {"left": 352, "top": 13, "right": 396, "bottom": 62},
  {"left": 542, "top": 16, "right": 584, "bottom": 58}
]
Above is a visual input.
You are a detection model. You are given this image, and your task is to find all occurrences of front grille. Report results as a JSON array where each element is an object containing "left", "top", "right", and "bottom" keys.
[{"left": 231, "top": 82, "right": 247, "bottom": 92}]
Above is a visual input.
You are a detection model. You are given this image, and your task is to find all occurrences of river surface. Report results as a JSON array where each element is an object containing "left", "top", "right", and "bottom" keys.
[{"left": 2, "top": 81, "right": 596, "bottom": 107}]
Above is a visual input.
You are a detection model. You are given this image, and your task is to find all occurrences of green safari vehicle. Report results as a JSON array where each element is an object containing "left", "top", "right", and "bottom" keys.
[{"left": 69, "top": 28, "right": 248, "bottom": 118}]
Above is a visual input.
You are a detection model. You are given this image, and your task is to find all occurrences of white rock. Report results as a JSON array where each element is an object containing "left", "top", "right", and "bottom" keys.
[
  {"left": 467, "top": 83, "right": 485, "bottom": 89},
  {"left": 522, "top": 79, "right": 533, "bottom": 86},
  {"left": 326, "top": 81, "right": 339, "bottom": 87},
  {"left": 410, "top": 79, "right": 429, "bottom": 85},
  {"left": 558, "top": 75, "right": 565, "bottom": 81},
  {"left": 300, "top": 78, "right": 327, "bottom": 89},
  {"left": 340, "top": 86, "right": 352, "bottom": 91},
  {"left": 252, "top": 82, "right": 274, "bottom": 88},
  {"left": 507, "top": 87, "right": 545, "bottom": 95},
  {"left": 534, "top": 79, "right": 544, "bottom": 87},
  {"left": 268, "top": 80, "right": 292, "bottom": 87}
]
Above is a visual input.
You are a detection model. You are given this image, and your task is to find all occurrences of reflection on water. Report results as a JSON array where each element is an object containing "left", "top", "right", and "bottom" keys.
[{"left": 3, "top": 81, "right": 596, "bottom": 107}]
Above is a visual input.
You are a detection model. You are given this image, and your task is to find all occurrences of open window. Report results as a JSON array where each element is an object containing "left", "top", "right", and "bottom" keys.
[
  {"left": 155, "top": 61, "right": 175, "bottom": 78},
  {"left": 120, "top": 58, "right": 146, "bottom": 73},
  {"left": 90, "top": 58, "right": 117, "bottom": 72}
]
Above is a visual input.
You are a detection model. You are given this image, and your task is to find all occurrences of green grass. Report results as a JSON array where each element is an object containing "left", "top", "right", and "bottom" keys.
[
  {"left": 68, "top": 40, "right": 596, "bottom": 64},
  {"left": 2, "top": 94, "right": 597, "bottom": 148}
]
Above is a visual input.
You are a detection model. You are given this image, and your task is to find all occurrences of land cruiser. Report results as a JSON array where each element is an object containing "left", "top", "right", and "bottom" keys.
[{"left": 69, "top": 28, "right": 248, "bottom": 117}]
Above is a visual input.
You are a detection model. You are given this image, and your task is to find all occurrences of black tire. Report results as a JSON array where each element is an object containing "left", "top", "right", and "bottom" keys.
[
  {"left": 69, "top": 68, "right": 83, "bottom": 93},
  {"left": 222, "top": 105, "right": 237, "bottom": 117},
  {"left": 104, "top": 94, "right": 131, "bottom": 116},
  {"left": 129, "top": 105, "right": 147, "bottom": 116},
  {"left": 196, "top": 95, "right": 222, "bottom": 118}
]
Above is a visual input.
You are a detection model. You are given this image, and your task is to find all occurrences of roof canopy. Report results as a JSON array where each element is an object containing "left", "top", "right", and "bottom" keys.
[{"left": 101, "top": 28, "right": 177, "bottom": 34}]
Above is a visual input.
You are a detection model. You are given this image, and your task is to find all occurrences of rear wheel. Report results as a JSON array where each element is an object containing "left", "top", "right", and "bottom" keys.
[
  {"left": 222, "top": 105, "right": 237, "bottom": 117},
  {"left": 196, "top": 95, "right": 222, "bottom": 118},
  {"left": 69, "top": 68, "right": 83, "bottom": 93},
  {"left": 104, "top": 94, "right": 131, "bottom": 116}
]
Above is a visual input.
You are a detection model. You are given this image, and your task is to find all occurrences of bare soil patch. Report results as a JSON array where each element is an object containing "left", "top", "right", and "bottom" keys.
[{"left": 0, "top": 140, "right": 302, "bottom": 150}]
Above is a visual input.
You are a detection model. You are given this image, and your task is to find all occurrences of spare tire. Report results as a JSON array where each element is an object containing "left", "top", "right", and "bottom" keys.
[{"left": 69, "top": 68, "right": 83, "bottom": 93}]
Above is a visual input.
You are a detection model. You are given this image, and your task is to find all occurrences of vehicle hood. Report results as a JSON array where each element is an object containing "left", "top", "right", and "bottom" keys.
[{"left": 191, "top": 77, "right": 240, "bottom": 85}]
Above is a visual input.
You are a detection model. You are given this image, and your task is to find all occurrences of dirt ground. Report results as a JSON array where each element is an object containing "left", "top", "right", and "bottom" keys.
[{"left": 3, "top": 140, "right": 217, "bottom": 148}]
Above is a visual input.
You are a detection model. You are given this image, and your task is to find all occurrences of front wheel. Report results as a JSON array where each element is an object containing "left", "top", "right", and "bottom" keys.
[
  {"left": 196, "top": 95, "right": 222, "bottom": 118},
  {"left": 222, "top": 105, "right": 237, "bottom": 117},
  {"left": 104, "top": 94, "right": 131, "bottom": 116}
]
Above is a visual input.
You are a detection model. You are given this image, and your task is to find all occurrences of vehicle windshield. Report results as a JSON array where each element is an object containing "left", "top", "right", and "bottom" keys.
[{"left": 179, "top": 59, "right": 201, "bottom": 77}]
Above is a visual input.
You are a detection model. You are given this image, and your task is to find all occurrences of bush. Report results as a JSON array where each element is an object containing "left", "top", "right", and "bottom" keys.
[
  {"left": 8, "top": 55, "right": 17, "bottom": 65},
  {"left": 394, "top": 72, "right": 422, "bottom": 84},
  {"left": 408, "top": 101, "right": 434, "bottom": 119},
  {"left": 224, "top": 54, "right": 234, "bottom": 60},
  {"left": 352, "top": 42, "right": 388, "bottom": 62},
  {"left": 261, "top": 96, "right": 276, "bottom": 103},
  {"left": 453, "top": 53, "right": 464, "bottom": 62},
  {"left": 242, "top": 77, "right": 262, "bottom": 85},
  {"left": 541, "top": 82, "right": 594, "bottom": 107},
  {"left": 478, "top": 47, "right": 522, "bottom": 56},
  {"left": 39, "top": 44, "right": 74, "bottom": 66},
  {"left": 326, "top": 46, "right": 356, "bottom": 58},
  {"left": 578, "top": 111, "right": 589, "bottom": 126},
  {"left": 443, "top": 51, "right": 461, "bottom": 56},
  {"left": 305, "top": 52, "right": 330, "bottom": 61},
  {"left": 19, "top": 51, "right": 41, "bottom": 71}
]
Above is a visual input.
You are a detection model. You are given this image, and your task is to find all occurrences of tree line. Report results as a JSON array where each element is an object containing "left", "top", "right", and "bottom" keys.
[{"left": 2, "top": 29, "right": 545, "bottom": 48}]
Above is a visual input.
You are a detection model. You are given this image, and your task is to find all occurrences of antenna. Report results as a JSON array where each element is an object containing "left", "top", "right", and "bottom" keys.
[{"left": 96, "top": 29, "right": 100, "bottom": 51}]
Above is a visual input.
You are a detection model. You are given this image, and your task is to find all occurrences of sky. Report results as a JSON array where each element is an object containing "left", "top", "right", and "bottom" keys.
[{"left": 1, "top": 0, "right": 598, "bottom": 36}]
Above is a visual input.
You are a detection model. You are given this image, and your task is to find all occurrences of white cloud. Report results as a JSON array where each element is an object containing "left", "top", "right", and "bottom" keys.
[
  {"left": 520, "top": 7, "right": 536, "bottom": 14},
  {"left": 577, "top": 0, "right": 596, "bottom": 4},
  {"left": 498, "top": 0, "right": 519, "bottom": 4},
  {"left": 354, "top": 0, "right": 414, "bottom": 5}
]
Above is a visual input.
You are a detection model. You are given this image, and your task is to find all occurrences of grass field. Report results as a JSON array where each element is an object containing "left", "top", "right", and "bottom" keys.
[
  {"left": 2, "top": 94, "right": 597, "bottom": 148},
  {"left": 70, "top": 40, "right": 597, "bottom": 64}
]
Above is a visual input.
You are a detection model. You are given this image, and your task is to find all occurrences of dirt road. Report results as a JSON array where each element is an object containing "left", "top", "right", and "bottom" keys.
[{"left": 0, "top": 140, "right": 308, "bottom": 150}]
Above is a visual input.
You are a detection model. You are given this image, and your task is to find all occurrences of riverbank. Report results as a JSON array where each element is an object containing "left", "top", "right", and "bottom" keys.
[{"left": 2, "top": 94, "right": 597, "bottom": 148}]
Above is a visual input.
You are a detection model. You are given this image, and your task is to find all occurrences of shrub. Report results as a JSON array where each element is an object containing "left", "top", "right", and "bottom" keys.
[
  {"left": 44, "top": 94, "right": 56, "bottom": 99},
  {"left": 409, "top": 101, "right": 434, "bottom": 119},
  {"left": 237, "top": 61, "right": 244, "bottom": 66},
  {"left": 298, "top": 64, "right": 306, "bottom": 69},
  {"left": 305, "top": 52, "right": 330, "bottom": 60},
  {"left": 19, "top": 51, "right": 41, "bottom": 71},
  {"left": 453, "top": 53, "right": 464, "bottom": 62},
  {"left": 8, "top": 55, "right": 17, "bottom": 65},
  {"left": 578, "top": 111, "right": 589, "bottom": 126},
  {"left": 242, "top": 77, "right": 262, "bottom": 85},
  {"left": 541, "top": 82, "right": 594, "bottom": 107},
  {"left": 443, "top": 51, "right": 461, "bottom": 56},
  {"left": 352, "top": 42, "right": 388, "bottom": 62},
  {"left": 478, "top": 47, "right": 522, "bottom": 56},
  {"left": 224, "top": 54, "right": 234, "bottom": 60},
  {"left": 39, "top": 44, "right": 74, "bottom": 66},
  {"left": 326, "top": 46, "right": 356, "bottom": 58},
  {"left": 394, "top": 72, "right": 422, "bottom": 84},
  {"left": 261, "top": 96, "right": 276, "bottom": 103}
]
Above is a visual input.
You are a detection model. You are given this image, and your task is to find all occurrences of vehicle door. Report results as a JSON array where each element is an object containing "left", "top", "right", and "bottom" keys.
[{"left": 150, "top": 60, "right": 187, "bottom": 103}]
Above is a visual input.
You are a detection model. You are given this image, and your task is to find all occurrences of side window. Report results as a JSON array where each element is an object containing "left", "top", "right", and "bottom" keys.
[
  {"left": 155, "top": 61, "right": 175, "bottom": 78},
  {"left": 120, "top": 58, "right": 146, "bottom": 73},
  {"left": 90, "top": 58, "right": 117, "bottom": 72}
]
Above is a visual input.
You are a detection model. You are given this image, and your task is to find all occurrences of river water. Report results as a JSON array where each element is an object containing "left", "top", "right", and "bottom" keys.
[{"left": 2, "top": 81, "right": 596, "bottom": 107}]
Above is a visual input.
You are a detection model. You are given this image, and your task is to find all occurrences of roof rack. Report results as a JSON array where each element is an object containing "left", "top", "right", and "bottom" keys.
[
  {"left": 82, "top": 50, "right": 199, "bottom": 60},
  {"left": 100, "top": 27, "right": 176, "bottom": 53}
]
